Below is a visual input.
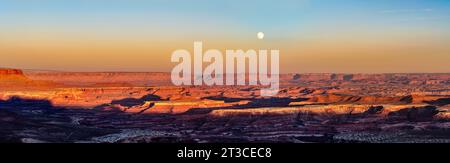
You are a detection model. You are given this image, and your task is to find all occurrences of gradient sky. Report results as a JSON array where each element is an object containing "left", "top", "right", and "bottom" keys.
[{"left": 0, "top": 0, "right": 449, "bottom": 73}]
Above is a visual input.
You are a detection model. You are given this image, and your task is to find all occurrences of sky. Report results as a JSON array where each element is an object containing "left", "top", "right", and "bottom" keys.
[{"left": 0, "top": 0, "right": 449, "bottom": 73}]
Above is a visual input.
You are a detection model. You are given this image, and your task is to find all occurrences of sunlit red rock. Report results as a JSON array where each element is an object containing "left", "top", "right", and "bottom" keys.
[{"left": 1, "top": 68, "right": 449, "bottom": 143}]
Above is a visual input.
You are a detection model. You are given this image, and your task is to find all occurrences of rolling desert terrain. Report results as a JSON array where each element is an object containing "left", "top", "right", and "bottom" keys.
[{"left": 1, "top": 68, "right": 450, "bottom": 143}]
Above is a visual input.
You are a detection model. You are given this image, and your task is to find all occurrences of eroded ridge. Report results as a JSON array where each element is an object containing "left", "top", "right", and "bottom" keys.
[{"left": 1, "top": 69, "right": 449, "bottom": 143}]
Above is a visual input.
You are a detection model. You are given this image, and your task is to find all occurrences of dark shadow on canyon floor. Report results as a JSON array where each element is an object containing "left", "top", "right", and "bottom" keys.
[{"left": 0, "top": 97, "right": 118, "bottom": 143}]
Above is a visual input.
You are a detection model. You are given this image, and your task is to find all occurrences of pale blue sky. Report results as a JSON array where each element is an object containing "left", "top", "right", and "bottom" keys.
[{"left": 1, "top": 0, "right": 449, "bottom": 39}]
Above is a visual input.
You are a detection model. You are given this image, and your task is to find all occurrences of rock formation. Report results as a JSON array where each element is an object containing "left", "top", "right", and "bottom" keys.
[{"left": 0, "top": 68, "right": 449, "bottom": 143}]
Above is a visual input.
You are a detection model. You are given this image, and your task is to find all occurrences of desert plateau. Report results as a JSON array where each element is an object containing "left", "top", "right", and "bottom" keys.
[{"left": 1, "top": 68, "right": 449, "bottom": 143}]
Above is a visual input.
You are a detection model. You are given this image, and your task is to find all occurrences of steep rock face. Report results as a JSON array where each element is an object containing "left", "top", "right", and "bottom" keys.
[
  {"left": 0, "top": 68, "right": 32, "bottom": 89},
  {"left": 206, "top": 104, "right": 440, "bottom": 117},
  {"left": 122, "top": 100, "right": 240, "bottom": 114},
  {"left": 0, "top": 68, "right": 61, "bottom": 90},
  {"left": 0, "top": 68, "right": 24, "bottom": 75},
  {"left": 0, "top": 68, "right": 28, "bottom": 80}
]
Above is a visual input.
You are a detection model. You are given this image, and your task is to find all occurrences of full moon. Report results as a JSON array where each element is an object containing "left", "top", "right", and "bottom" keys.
[{"left": 257, "top": 32, "right": 264, "bottom": 40}]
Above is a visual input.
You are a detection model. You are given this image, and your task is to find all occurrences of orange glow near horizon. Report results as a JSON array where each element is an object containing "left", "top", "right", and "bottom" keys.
[
  {"left": 1, "top": 32, "right": 449, "bottom": 73},
  {"left": 1, "top": 0, "right": 449, "bottom": 73}
]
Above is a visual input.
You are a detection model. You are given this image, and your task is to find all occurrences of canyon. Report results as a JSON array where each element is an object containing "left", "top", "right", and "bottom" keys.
[{"left": 1, "top": 68, "right": 449, "bottom": 143}]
